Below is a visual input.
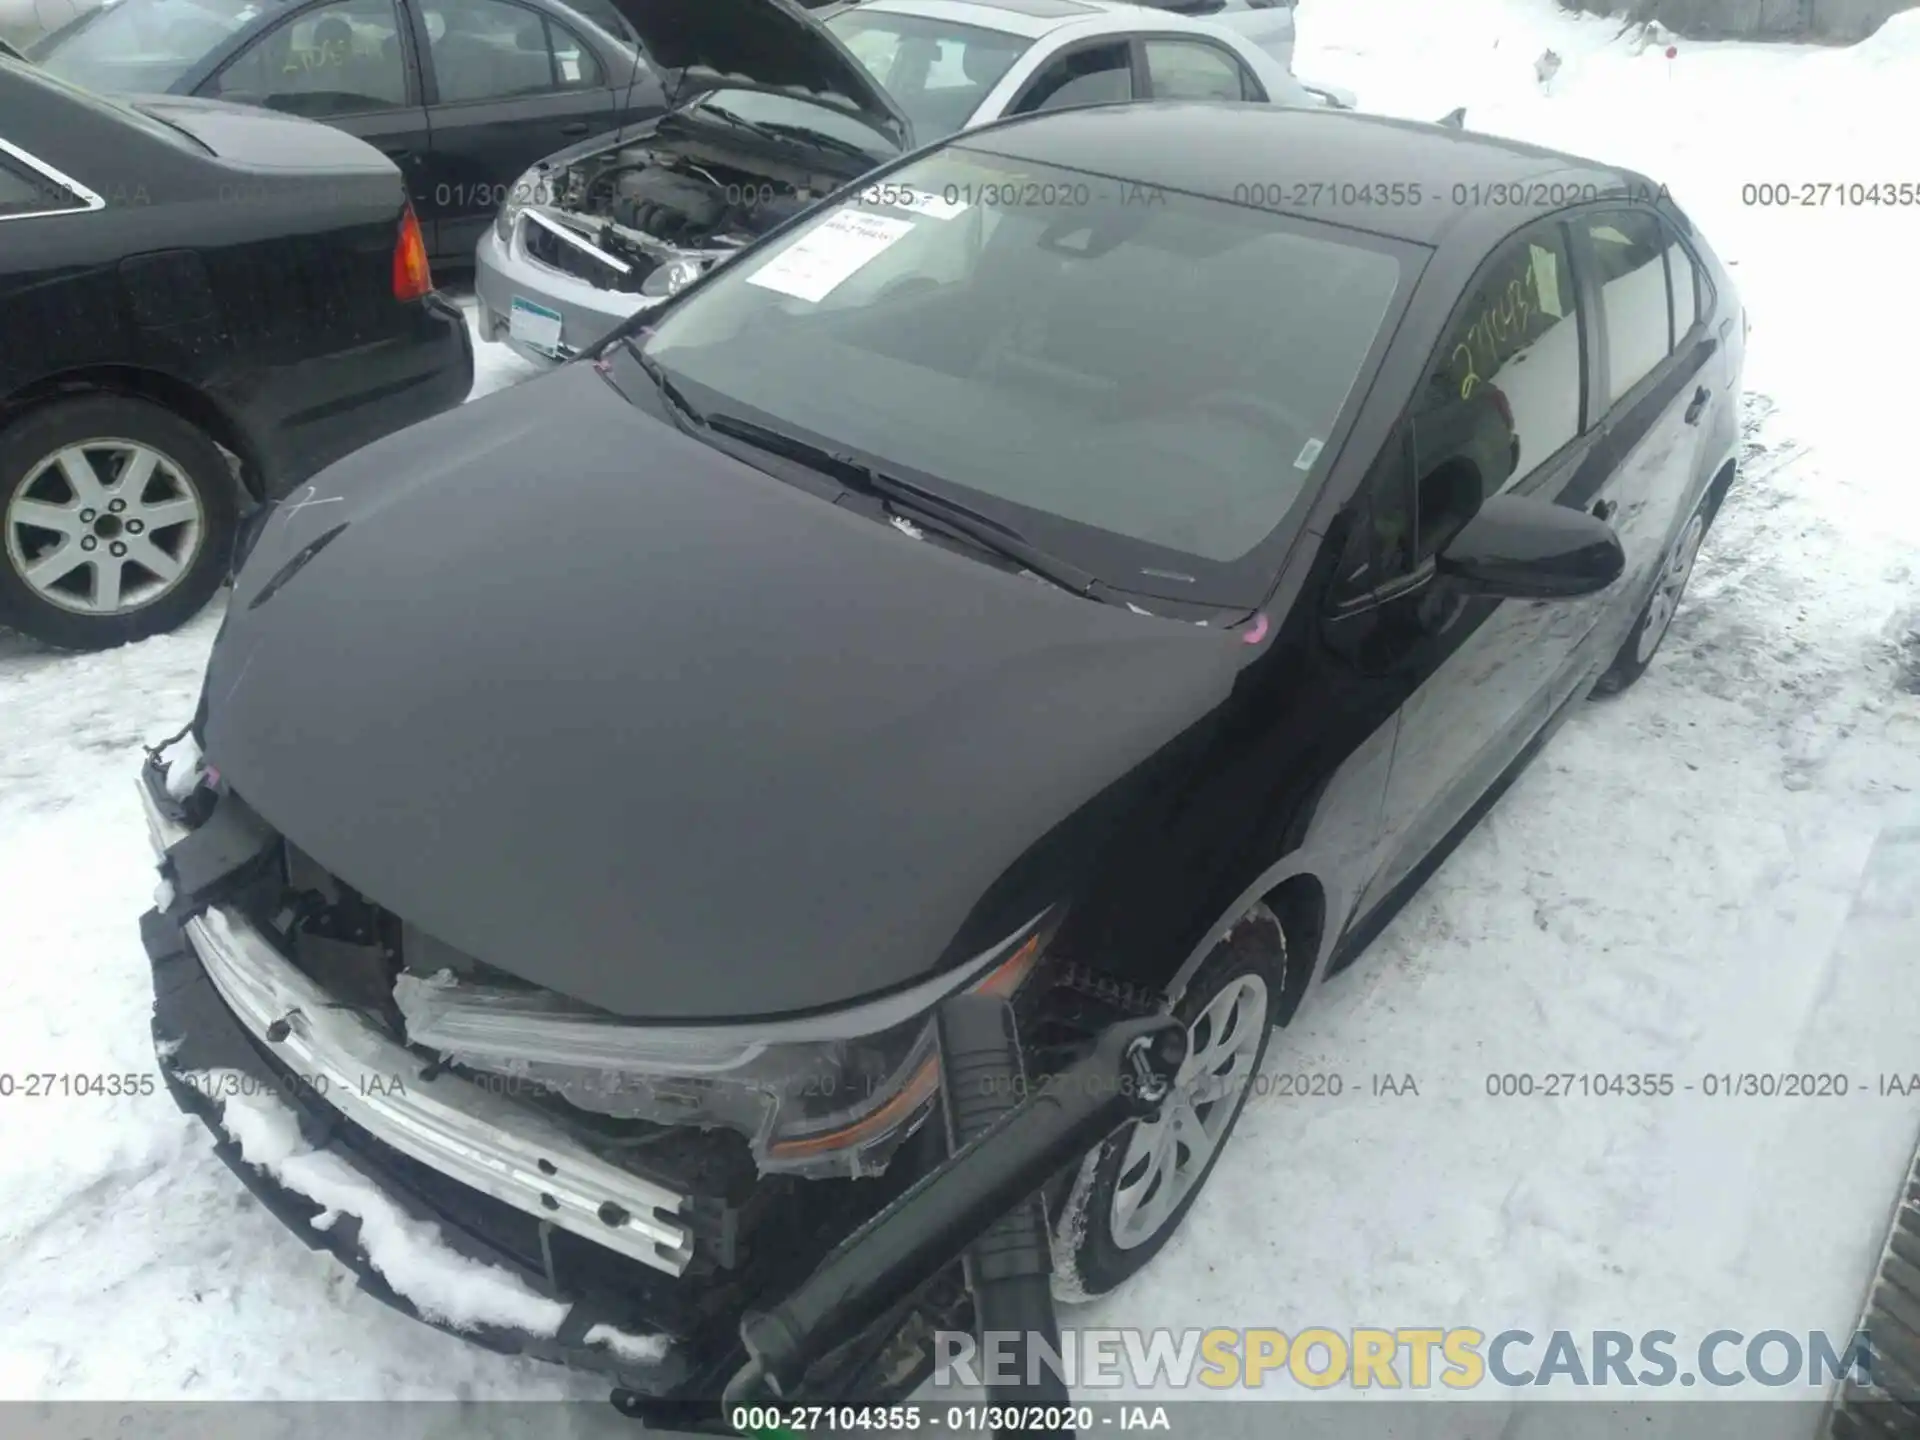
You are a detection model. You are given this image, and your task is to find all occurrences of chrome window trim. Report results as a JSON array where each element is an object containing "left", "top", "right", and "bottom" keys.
[{"left": 0, "top": 135, "right": 107, "bottom": 223}]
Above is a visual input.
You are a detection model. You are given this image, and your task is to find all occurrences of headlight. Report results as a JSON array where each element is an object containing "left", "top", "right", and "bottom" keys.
[
  {"left": 495, "top": 164, "right": 557, "bottom": 244},
  {"left": 393, "top": 922, "right": 1048, "bottom": 1179},
  {"left": 639, "top": 256, "right": 704, "bottom": 299}
]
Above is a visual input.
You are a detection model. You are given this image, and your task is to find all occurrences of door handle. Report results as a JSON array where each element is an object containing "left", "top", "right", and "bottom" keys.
[
  {"left": 1591, "top": 498, "right": 1617, "bottom": 523},
  {"left": 1684, "top": 385, "right": 1710, "bottom": 425},
  {"left": 380, "top": 146, "right": 413, "bottom": 160},
  {"left": 559, "top": 121, "right": 591, "bottom": 136}
]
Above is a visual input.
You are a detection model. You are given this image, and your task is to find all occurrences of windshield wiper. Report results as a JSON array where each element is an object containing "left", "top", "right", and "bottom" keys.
[
  {"left": 621, "top": 338, "right": 704, "bottom": 429},
  {"left": 700, "top": 412, "right": 1099, "bottom": 597},
  {"left": 693, "top": 104, "right": 790, "bottom": 146},
  {"left": 755, "top": 121, "right": 883, "bottom": 165}
]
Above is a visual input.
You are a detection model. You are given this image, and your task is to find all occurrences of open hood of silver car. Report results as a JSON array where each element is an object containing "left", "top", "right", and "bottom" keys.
[{"left": 612, "top": 0, "right": 909, "bottom": 142}]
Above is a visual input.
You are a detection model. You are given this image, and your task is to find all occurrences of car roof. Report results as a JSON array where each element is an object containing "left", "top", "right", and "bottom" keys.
[{"left": 956, "top": 102, "right": 1660, "bottom": 250}]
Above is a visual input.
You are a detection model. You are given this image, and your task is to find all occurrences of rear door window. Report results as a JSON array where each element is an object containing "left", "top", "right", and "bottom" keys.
[{"left": 1583, "top": 209, "right": 1672, "bottom": 404}]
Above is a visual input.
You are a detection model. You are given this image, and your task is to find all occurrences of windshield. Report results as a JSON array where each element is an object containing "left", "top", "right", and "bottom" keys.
[
  {"left": 36, "top": 0, "right": 265, "bottom": 94},
  {"left": 826, "top": 11, "right": 1032, "bottom": 140},
  {"left": 639, "top": 147, "right": 1404, "bottom": 597}
]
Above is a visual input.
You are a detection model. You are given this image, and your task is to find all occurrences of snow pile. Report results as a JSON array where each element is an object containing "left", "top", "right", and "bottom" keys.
[
  {"left": 156, "top": 731, "right": 203, "bottom": 800},
  {"left": 196, "top": 1069, "right": 572, "bottom": 1339},
  {"left": 582, "top": 1324, "right": 671, "bottom": 1364}
]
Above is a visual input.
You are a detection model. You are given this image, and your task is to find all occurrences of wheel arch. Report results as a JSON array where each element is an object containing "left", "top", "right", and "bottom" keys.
[
  {"left": 1, "top": 366, "right": 268, "bottom": 507},
  {"left": 1703, "top": 450, "right": 1738, "bottom": 527},
  {"left": 1164, "top": 857, "right": 1344, "bottom": 1029}
]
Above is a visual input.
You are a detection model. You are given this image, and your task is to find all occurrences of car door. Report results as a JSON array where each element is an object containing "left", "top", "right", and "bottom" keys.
[
  {"left": 409, "top": 0, "right": 619, "bottom": 258},
  {"left": 1566, "top": 204, "right": 1720, "bottom": 672},
  {"left": 197, "top": 0, "right": 433, "bottom": 216},
  {"left": 1332, "top": 213, "right": 1635, "bottom": 918}
]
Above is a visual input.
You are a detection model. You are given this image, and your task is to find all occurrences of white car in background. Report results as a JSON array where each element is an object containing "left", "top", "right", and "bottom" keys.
[{"left": 474, "top": 0, "right": 1350, "bottom": 364}]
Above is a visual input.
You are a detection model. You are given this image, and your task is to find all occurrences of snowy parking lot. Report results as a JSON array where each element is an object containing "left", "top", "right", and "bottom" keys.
[{"left": 3, "top": 0, "right": 1920, "bottom": 1423}]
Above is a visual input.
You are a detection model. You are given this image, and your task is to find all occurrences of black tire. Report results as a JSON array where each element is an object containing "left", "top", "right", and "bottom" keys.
[
  {"left": 0, "top": 395, "right": 237, "bottom": 651},
  {"left": 1593, "top": 488, "right": 1714, "bottom": 697},
  {"left": 1051, "top": 908, "right": 1285, "bottom": 1302}
]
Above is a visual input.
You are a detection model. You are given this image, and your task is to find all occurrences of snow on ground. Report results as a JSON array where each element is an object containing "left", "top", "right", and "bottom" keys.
[{"left": 3, "top": 1, "right": 1920, "bottom": 1415}]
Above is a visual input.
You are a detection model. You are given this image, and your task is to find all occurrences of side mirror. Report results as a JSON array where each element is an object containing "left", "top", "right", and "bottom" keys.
[{"left": 1435, "top": 493, "right": 1622, "bottom": 599}]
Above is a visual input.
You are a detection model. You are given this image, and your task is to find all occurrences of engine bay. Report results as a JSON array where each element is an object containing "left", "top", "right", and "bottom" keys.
[{"left": 528, "top": 140, "right": 842, "bottom": 294}]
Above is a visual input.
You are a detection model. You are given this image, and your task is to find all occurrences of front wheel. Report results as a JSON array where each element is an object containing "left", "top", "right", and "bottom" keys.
[
  {"left": 1051, "top": 907, "right": 1285, "bottom": 1301},
  {"left": 0, "top": 395, "right": 237, "bottom": 651}
]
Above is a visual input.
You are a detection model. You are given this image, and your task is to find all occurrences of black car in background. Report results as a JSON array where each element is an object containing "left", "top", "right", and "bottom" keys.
[
  {"left": 140, "top": 103, "right": 1743, "bottom": 1397},
  {"left": 27, "top": 0, "right": 661, "bottom": 260},
  {"left": 0, "top": 54, "right": 471, "bottom": 650}
]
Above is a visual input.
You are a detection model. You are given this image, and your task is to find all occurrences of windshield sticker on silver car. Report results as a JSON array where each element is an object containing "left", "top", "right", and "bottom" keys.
[
  {"left": 1294, "top": 438, "right": 1325, "bottom": 470},
  {"left": 744, "top": 210, "right": 916, "bottom": 304}
]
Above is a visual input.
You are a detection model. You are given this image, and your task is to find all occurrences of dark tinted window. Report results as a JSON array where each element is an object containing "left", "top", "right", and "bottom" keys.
[
  {"left": 1410, "top": 220, "right": 1582, "bottom": 554},
  {"left": 1584, "top": 209, "right": 1671, "bottom": 403},
  {"left": 422, "top": 0, "right": 604, "bottom": 102},
  {"left": 206, "top": 0, "right": 408, "bottom": 115},
  {"left": 1014, "top": 42, "right": 1132, "bottom": 114},
  {"left": 1143, "top": 38, "right": 1259, "bottom": 101}
]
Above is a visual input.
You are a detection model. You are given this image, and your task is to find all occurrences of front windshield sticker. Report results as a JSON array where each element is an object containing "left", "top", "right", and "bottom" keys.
[
  {"left": 1294, "top": 438, "right": 1325, "bottom": 471},
  {"left": 744, "top": 209, "right": 916, "bottom": 304}
]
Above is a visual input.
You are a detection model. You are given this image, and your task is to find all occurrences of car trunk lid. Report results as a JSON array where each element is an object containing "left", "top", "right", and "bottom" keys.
[{"left": 126, "top": 94, "right": 397, "bottom": 173}]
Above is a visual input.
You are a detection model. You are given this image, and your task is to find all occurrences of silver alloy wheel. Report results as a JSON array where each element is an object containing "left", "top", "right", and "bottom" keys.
[
  {"left": 1109, "top": 972, "right": 1269, "bottom": 1251},
  {"left": 4, "top": 439, "right": 205, "bottom": 615},
  {"left": 1634, "top": 510, "right": 1707, "bottom": 665}
]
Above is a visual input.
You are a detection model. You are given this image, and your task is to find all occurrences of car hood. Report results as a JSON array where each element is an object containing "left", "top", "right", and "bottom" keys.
[
  {"left": 129, "top": 94, "right": 396, "bottom": 173},
  {"left": 201, "top": 363, "right": 1245, "bottom": 1022},
  {"left": 612, "top": 0, "right": 908, "bottom": 143}
]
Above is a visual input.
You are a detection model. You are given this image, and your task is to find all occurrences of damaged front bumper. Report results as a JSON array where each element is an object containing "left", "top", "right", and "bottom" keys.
[
  {"left": 474, "top": 216, "right": 657, "bottom": 366},
  {"left": 136, "top": 739, "right": 979, "bottom": 1399},
  {"left": 138, "top": 751, "right": 756, "bottom": 1392}
]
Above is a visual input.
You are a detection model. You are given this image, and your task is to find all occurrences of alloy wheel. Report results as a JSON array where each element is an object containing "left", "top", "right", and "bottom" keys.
[
  {"left": 4, "top": 439, "right": 206, "bottom": 615},
  {"left": 1635, "top": 510, "right": 1707, "bottom": 665},
  {"left": 1109, "top": 972, "right": 1269, "bottom": 1251}
]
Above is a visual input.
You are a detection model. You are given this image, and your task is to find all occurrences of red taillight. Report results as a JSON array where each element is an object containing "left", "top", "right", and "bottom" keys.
[{"left": 393, "top": 202, "right": 432, "bottom": 302}]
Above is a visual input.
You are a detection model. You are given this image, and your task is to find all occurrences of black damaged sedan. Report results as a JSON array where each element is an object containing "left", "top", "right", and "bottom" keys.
[{"left": 140, "top": 101, "right": 1744, "bottom": 1400}]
